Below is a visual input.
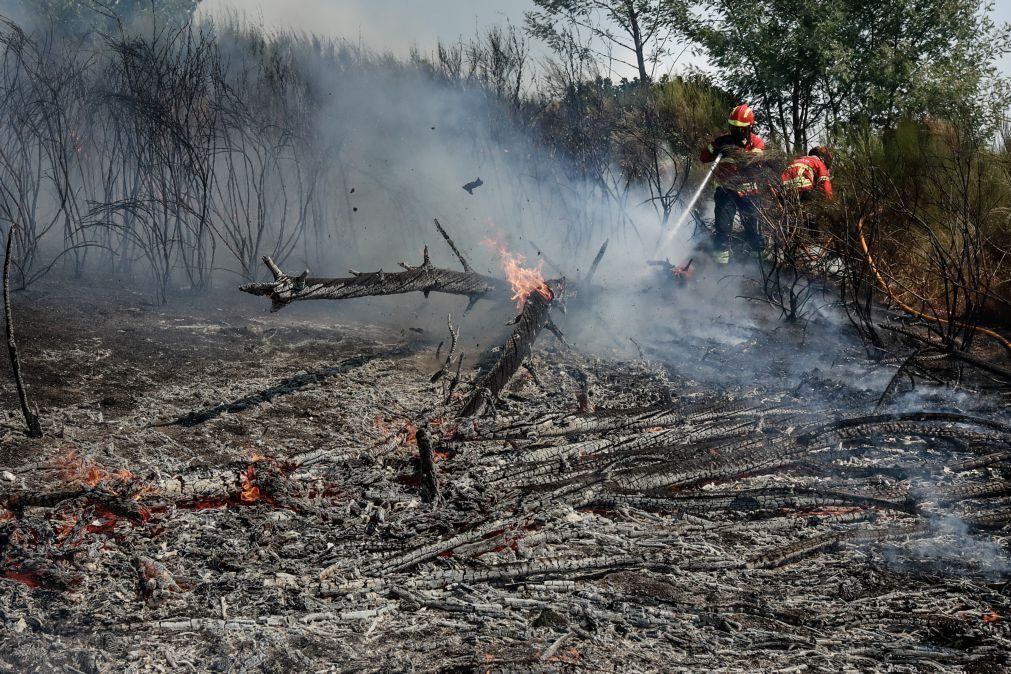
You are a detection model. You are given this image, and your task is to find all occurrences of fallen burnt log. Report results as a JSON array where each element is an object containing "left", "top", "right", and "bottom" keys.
[
  {"left": 459, "top": 282, "right": 559, "bottom": 417},
  {"left": 240, "top": 250, "right": 509, "bottom": 312}
]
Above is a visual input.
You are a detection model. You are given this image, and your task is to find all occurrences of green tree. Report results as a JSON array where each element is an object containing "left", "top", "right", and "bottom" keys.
[
  {"left": 679, "top": 0, "right": 1010, "bottom": 152},
  {"left": 526, "top": 0, "right": 685, "bottom": 84}
]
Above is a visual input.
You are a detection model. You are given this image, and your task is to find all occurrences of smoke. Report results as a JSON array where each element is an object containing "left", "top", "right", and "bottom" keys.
[{"left": 882, "top": 514, "right": 1011, "bottom": 580}]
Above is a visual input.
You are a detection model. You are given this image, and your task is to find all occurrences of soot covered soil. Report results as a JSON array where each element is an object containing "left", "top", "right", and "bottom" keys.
[{"left": 1, "top": 271, "right": 1009, "bottom": 673}]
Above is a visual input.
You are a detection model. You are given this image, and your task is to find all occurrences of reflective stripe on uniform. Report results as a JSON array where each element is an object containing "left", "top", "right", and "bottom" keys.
[
  {"left": 782, "top": 177, "right": 811, "bottom": 189},
  {"left": 783, "top": 162, "right": 815, "bottom": 190}
]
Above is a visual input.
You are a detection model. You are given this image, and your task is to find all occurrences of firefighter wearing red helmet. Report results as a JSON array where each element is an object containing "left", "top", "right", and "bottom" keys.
[
  {"left": 781, "top": 146, "right": 833, "bottom": 201},
  {"left": 700, "top": 104, "right": 766, "bottom": 264}
]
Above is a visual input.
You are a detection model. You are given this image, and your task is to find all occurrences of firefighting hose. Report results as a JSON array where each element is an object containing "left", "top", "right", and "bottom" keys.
[
  {"left": 659, "top": 153, "right": 722, "bottom": 252},
  {"left": 855, "top": 213, "right": 1011, "bottom": 352}
]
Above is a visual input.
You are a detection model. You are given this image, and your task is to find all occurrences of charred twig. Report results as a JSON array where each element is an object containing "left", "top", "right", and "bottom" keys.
[
  {"left": 584, "top": 238, "right": 608, "bottom": 285},
  {"left": 444, "top": 354, "right": 465, "bottom": 405},
  {"left": 433, "top": 219, "right": 473, "bottom": 273},
  {"left": 4, "top": 224, "right": 41, "bottom": 437},
  {"left": 416, "top": 427, "right": 440, "bottom": 504},
  {"left": 527, "top": 239, "right": 567, "bottom": 278},
  {"left": 874, "top": 349, "right": 924, "bottom": 411},
  {"left": 430, "top": 314, "right": 461, "bottom": 383},
  {"left": 241, "top": 253, "right": 508, "bottom": 312},
  {"left": 880, "top": 323, "right": 1011, "bottom": 383}
]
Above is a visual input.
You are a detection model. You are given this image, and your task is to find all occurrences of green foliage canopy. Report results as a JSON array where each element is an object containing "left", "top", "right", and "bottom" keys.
[{"left": 678, "top": 0, "right": 1011, "bottom": 151}]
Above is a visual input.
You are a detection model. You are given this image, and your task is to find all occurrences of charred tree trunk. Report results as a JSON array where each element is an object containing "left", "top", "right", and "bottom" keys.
[
  {"left": 240, "top": 251, "right": 509, "bottom": 312},
  {"left": 460, "top": 286, "right": 555, "bottom": 417},
  {"left": 4, "top": 224, "right": 41, "bottom": 437}
]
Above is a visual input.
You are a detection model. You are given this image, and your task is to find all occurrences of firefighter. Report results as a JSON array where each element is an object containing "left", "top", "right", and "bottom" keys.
[
  {"left": 781, "top": 146, "right": 833, "bottom": 201},
  {"left": 700, "top": 104, "right": 766, "bottom": 264}
]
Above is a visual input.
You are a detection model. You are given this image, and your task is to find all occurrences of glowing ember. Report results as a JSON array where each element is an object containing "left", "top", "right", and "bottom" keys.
[
  {"left": 53, "top": 513, "right": 79, "bottom": 542},
  {"left": 403, "top": 421, "right": 418, "bottom": 446},
  {"left": 56, "top": 449, "right": 132, "bottom": 487},
  {"left": 983, "top": 611, "right": 1001, "bottom": 624},
  {"left": 373, "top": 415, "right": 418, "bottom": 448},
  {"left": 484, "top": 239, "right": 553, "bottom": 309},
  {"left": 239, "top": 465, "right": 262, "bottom": 503}
]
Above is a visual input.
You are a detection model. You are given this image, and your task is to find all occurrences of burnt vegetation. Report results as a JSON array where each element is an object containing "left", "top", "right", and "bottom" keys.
[{"left": 1, "top": 2, "right": 1011, "bottom": 672}]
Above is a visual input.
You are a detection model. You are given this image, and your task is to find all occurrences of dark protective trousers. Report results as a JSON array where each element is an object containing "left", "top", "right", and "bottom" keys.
[{"left": 713, "top": 187, "right": 763, "bottom": 252}]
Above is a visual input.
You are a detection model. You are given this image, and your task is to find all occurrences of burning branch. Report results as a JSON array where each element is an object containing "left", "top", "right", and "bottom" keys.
[{"left": 460, "top": 281, "right": 558, "bottom": 417}]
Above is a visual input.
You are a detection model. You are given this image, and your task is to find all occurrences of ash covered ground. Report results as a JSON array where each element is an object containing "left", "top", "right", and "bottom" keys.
[{"left": 1, "top": 263, "right": 1010, "bottom": 673}]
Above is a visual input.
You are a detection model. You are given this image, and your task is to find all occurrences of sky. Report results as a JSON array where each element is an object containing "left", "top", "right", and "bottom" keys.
[
  {"left": 195, "top": 0, "right": 698, "bottom": 80},
  {"left": 198, "top": 0, "right": 1011, "bottom": 80}
]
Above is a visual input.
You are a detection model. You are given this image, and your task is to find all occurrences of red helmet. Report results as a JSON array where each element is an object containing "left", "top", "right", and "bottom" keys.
[{"left": 728, "top": 104, "right": 755, "bottom": 128}]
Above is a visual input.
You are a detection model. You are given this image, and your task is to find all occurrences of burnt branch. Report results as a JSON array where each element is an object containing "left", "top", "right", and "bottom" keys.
[
  {"left": 240, "top": 252, "right": 509, "bottom": 312},
  {"left": 415, "top": 427, "right": 441, "bottom": 504},
  {"left": 584, "top": 238, "right": 609, "bottom": 284},
  {"left": 433, "top": 218, "right": 473, "bottom": 273},
  {"left": 4, "top": 224, "right": 41, "bottom": 437}
]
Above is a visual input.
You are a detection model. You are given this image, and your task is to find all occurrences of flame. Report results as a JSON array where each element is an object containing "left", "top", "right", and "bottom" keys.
[
  {"left": 239, "top": 465, "right": 261, "bottom": 503},
  {"left": 484, "top": 239, "right": 552, "bottom": 309},
  {"left": 56, "top": 450, "right": 132, "bottom": 488},
  {"left": 983, "top": 611, "right": 1000, "bottom": 624}
]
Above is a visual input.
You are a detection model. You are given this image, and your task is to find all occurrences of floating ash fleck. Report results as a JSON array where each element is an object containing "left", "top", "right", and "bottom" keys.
[{"left": 482, "top": 239, "right": 553, "bottom": 310}]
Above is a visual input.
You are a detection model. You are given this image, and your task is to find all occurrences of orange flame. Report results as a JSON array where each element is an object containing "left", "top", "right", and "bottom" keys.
[
  {"left": 983, "top": 611, "right": 1001, "bottom": 624},
  {"left": 239, "top": 465, "right": 261, "bottom": 503},
  {"left": 484, "top": 240, "right": 552, "bottom": 310}
]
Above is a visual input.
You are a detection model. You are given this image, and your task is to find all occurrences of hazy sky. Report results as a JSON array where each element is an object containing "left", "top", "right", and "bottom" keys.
[
  {"left": 197, "top": 1, "right": 1011, "bottom": 78},
  {"left": 195, "top": 0, "right": 697, "bottom": 79}
]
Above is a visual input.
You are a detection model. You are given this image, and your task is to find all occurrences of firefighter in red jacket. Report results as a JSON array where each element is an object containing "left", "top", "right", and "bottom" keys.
[
  {"left": 781, "top": 146, "right": 833, "bottom": 201},
  {"left": 700, "top": 104, "right": 766, "bottom": 264}
]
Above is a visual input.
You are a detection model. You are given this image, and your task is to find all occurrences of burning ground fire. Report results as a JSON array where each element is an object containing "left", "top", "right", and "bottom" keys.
[{"left": 483, "top": 239, "right": 553, "bottom": 309}]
